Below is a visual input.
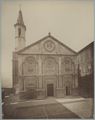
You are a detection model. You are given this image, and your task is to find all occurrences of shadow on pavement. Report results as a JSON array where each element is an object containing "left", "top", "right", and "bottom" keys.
[{"left": 3, "top": 98, "right": 80, "bottom": 119}]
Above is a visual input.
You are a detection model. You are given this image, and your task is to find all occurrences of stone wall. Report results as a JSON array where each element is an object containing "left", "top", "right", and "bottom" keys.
[
  {"left": 13, "top": 53, "right": 78, "bottom": 99},
  {"left": 77, "top": 42, "right": 94, "bottom": 97}
]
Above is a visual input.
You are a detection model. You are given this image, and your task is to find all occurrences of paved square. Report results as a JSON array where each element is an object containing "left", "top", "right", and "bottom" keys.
[
  {"left": 13, "top": 103, "right": 80, "bottom": 119},
  {"left": 3, "top": 97, "right": 93, "bottom": 119}
]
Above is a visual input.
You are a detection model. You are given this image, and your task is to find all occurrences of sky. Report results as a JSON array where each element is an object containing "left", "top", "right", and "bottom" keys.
[{"left": 1, "top": 0, "right": 94, "bottom": 88}]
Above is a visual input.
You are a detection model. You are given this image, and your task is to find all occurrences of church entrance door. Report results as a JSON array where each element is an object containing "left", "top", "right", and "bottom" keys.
[
  {"left": 66, "top": 86, "right": 70, "bottom": 95},
  {"left": 47, "top": 84, "right": 54, "bottom": 96}
]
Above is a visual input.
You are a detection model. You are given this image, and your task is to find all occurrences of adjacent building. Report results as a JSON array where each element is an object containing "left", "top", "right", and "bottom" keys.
[{"left": 77, "top": 42, "right": 94, "bottom": 97}]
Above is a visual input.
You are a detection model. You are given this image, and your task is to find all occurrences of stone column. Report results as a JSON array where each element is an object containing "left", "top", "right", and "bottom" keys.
[
  {"left": 38, "top": 55, "right": 42, "bottom": 75},
  {"left": 57, "top": 56, "right": 61, "bottom": 88},
  {"left": 59, "top": 56, "right": 61, "bottom": 75}
]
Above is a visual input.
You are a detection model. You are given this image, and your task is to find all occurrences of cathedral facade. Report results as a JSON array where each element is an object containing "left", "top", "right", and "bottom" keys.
[{"left": 13, "top": 10, "right": 93, "bottom": 100}]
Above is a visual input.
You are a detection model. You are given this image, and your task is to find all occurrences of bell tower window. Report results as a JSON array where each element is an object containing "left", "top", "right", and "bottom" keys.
[{"left": 18, "top": 28, "right": 21, "bottom": 37}]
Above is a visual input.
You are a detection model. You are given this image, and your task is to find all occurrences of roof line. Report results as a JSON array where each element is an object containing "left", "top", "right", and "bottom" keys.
[
  {"left": 17, "top": 35, "right": 49, "bottom": 53},
  {"left": 77, "top": 41, "right": 94, "bottom": 54},
  {"left": 16, "top": 34, "right": 77, "bottom": 54},
  {"left": 50, "top": 35, "right": 77, "bottom": 54}
]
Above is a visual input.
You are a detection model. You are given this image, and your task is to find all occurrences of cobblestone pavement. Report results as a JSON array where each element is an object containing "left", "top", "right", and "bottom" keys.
[{"left": 13, "top": 103, "right": 80, "bottom": 119}]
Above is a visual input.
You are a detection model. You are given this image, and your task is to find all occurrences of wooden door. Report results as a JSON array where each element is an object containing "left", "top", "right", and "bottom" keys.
[
  {"left": 47, "top": 84, "right": 54, "bottom": 96},
  {"left": 66, "top": 86, "right": 70, "bottom": 95}
]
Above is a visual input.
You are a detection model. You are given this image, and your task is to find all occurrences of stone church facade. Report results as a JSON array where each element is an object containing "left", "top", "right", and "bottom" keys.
[{"left": 13, "top": 10, "right": 93, "bottom": 100}]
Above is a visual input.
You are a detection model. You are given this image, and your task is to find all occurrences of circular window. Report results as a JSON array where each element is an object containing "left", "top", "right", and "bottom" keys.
[{"left": 44, "top": 40, "right": 55, "bottom": 52}]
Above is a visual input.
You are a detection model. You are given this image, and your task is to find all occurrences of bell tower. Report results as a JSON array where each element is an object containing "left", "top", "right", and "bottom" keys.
[{"left": 14, "top": 9, "right": 26, "bottom": 51}]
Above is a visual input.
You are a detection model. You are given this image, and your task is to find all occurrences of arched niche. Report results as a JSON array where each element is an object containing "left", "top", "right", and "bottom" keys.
[
  {"left": 24, "top": 77, "right": 37, "bottom": 90},
  {"left": 22, "top": 56, "right": 38, "bottom": 76},
  {"left": 61, "top": 57, "right": 75, "bottom": 73},
  {"left": 43, "top": 57, "right": 58, "bottom": 75}
]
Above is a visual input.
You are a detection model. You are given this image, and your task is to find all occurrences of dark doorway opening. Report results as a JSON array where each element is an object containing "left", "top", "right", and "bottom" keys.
[
  {"left": 66, "top": 86, "right": 70, "bottom": 95},
  {"left": 47, "top": 84, "right": 54, "bottom": 96}
]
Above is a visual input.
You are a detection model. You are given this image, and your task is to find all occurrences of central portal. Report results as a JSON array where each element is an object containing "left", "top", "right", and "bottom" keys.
[{"left": 47, "top": 84, "right": 54, "bottom": 96}]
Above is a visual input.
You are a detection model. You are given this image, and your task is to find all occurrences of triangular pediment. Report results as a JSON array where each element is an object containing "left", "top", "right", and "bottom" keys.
[{"left": 17, "top": 35, "right": 76, "bottom": 55}]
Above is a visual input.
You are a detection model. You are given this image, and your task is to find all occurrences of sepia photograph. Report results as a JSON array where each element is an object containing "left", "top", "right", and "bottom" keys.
[{"left": 1, "top": 0, "right": 94, "bottom": 119}]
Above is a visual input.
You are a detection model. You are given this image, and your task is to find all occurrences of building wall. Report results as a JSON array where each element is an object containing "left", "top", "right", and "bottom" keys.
[
  {"left": 77, "top": 42, "right": 94, "bottom": 97},
  {"left": 13, "top": 53, "right": 78, "bottom": 99}
]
